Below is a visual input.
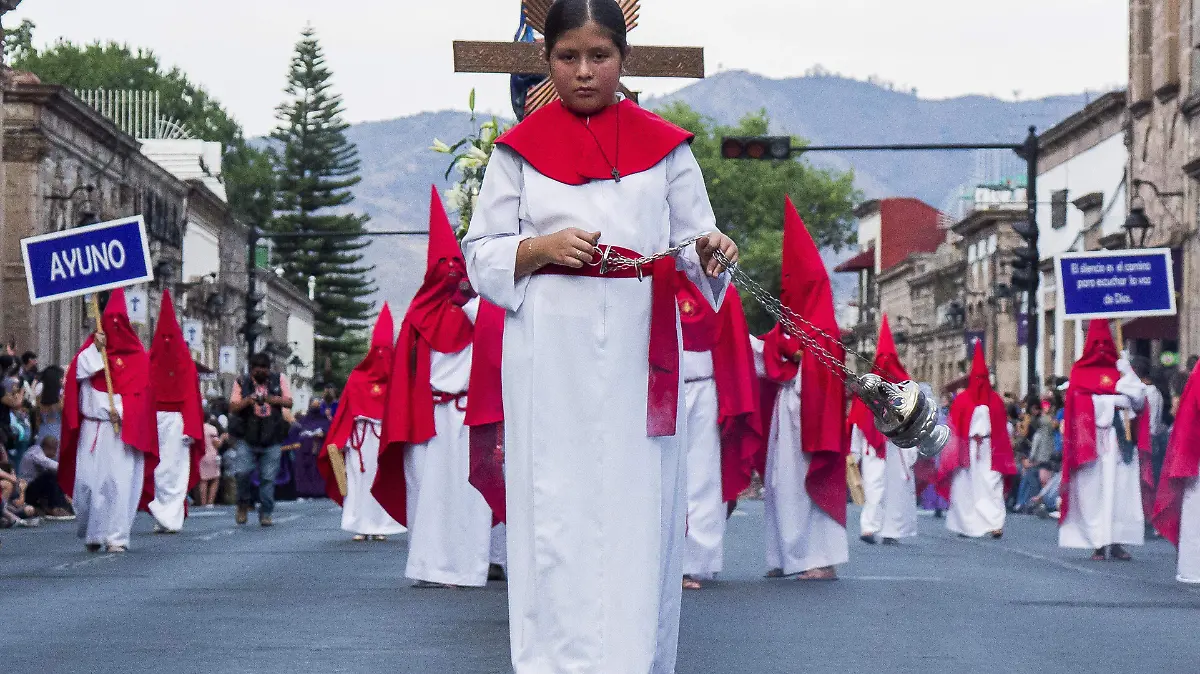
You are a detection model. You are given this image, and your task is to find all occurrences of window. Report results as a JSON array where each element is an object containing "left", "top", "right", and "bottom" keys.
[
  {"left": 1051, "top": 189, "right": 1068, "bottom": 229},
  {"left": 1132, "top": 0, "right": 1153, "bottom": 105}
]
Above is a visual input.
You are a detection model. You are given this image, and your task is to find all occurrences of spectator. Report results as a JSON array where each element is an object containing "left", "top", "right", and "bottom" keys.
[
  {"left": 0, "top": 456, "right": 38, "bottom": 527},
  {"left": 36, "top": 365, "right": 64, "bottom": 444},
  {"left": 229, "top": 352, "right": 293, "bottom": 527},
  {"left": 19, "top": 435, "right": 71, "bottom": 519},
  {"left": 196, "top": 416, "right": 222, "bottom": 507},
  {"left": 0, "top": 376, "right": 33, "bottom": 468}
]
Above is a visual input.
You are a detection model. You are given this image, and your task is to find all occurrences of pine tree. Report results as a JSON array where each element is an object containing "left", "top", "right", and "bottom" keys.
[{"left": 270, "top": 27, "right": 374, "bottom": 381}]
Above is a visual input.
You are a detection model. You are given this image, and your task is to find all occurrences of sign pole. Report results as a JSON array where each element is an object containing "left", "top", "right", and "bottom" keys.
[{"left": 87, "top": 294, "right": 121, "bottom": 435}]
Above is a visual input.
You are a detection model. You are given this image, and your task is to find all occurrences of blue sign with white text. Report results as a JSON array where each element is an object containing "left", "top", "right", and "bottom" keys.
[
  {"left": 1056, "top": 248, "right": 1176, "bottom": 320},
  {"left": 21, "top": 216, "right": 154, "bottom": 304}
]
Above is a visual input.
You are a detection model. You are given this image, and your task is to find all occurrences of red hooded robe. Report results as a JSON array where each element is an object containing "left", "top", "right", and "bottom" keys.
[
  {"left": 1059, "top": 320, "right": 1122, "bottom": 524},
  {"left": 846, "top": 315, "right": 907, "bottom": 460},
  {"left": 373, "top": 187, "right": 503, "bottom": 525},
  {"left": 147, "top": 290, "right": 205, "bottom": 508},
  {"left": 318, "top": 303, "right": 395, "bottom": 506},
  {"left": 758, "top": 196, "right": 848, "bottom": 526},
  {"left": 59, "top": 289, "right": 159, "bottom": 506},
  {"left": 677, "top": 276, "right": 762, "bottom": 502},
  {"left": 935, "top": 342, "right": 1017, "bottom": 499},
  {"left": 1153, "top": 360, "right": 1200, "bottom": 546}
]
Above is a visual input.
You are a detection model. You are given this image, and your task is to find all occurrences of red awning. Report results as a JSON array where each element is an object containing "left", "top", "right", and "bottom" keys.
[{"left": 834, "top": 248, "right": 874, "bottom": 273}]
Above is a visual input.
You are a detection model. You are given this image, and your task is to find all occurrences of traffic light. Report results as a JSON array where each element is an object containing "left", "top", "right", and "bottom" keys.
[
  {"left": 1010, "top": 219, "right": 1039, "bottom": 291},
  {"left": 242, "top": 290, "right": 268, "bottom": 347},
  {"left": 720, "top": 136, "right": 793, "bottom": 160}
]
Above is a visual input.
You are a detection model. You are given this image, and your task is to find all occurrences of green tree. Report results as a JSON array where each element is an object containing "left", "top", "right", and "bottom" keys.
[
  {"left": 270, "top": 27, "right": 373, "bottom": 381},
  {"left": 655, "top": 102, "right": 861, "bottom": 334},
  {"left": 9, "top": 30, "right": 274, "bottom": 227}
]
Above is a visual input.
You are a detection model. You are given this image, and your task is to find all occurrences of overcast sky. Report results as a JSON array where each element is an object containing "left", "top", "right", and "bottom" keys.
[{"left": 11, "top": 0, "right": 1129, "bottom": 137}]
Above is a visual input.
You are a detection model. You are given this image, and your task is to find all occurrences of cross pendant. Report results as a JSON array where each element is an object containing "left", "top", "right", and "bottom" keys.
[{"left": 612, "top": 168, "right": 621, "bottom": 182}]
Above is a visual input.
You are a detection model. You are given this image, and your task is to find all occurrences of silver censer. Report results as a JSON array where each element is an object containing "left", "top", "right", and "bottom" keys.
[{"left": 849, "top": 374, "right": 950, "bottom": 458}]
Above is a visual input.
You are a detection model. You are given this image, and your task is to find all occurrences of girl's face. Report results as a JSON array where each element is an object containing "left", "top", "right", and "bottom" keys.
[{"left": 548, "top": 20, "right": 623, "bottom": 115}]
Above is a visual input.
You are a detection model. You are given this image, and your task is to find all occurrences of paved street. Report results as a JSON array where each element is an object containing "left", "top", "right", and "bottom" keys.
[{"left": 3, "top": 499, "right": 1198, "bottom": 673}]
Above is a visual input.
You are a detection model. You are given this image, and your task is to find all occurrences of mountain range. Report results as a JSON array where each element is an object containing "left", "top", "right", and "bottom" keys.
[{"left": 341, "top": 70, "right": 1096, "bottom": 313}]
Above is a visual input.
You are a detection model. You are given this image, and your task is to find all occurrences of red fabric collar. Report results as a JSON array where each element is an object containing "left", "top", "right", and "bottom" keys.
[{"left": 495, "top": 99, "right": 693, "bottom": 185}]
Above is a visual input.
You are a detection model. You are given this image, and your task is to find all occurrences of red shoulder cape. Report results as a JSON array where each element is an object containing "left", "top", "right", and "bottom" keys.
[{"left": 495, "top": 98, "right": 693, "bottom": 185}]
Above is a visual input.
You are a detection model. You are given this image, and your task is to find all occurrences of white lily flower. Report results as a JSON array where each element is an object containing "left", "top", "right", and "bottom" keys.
[
  {"left": 430, "top": 138, "right": 452, "bottom": 153},
  {"left": 480, "top": 125, "right": 498, "bottom": 145},
  {"left": 445, "top": 186, "right": 466, "bottom": 211},
  {"left": 457, "top": 156, "right": 484, "bottom": 172},
  {"left": 466, "top": 145, "right": 489, "bottom": 162}
]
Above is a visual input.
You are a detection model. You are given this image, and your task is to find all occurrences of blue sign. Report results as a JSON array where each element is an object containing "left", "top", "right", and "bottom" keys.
[
  {"left": 21, "top": 216, "right": 154, "bottom": 305},
  {"left": 1056, "top": 247, "right": 1176, "bottom": 320}
]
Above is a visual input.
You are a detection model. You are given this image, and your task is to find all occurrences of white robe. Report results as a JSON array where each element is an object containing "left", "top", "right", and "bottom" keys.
[
  {"left": 490, "top": 523, "right": 508, "bottom": 567},
  {"left": 1176, "top": 478, "right": 1200, "bottom": 583},
  {"left": 946, "top": 406, "right": 1008, "bottom": 538},
  {"left": 148, "top": 411, "right": 190, "bottom": 532},
  {"left": 404, "top": 297, "right": 494, "bottom": 587},
  {"left": 73, "top": 344, "right": 144, "bottom": 548},
  {"left": 750, "top": 338, "right": 849, "bottom": 574},
  {"left": 341, "top": 416, "right": 404, "bottom": 536},
  {"left": 1059, "top": 372, "right": 1146, "bottom": 550},
  {"left": 463, "top": 141, "right": 727, "bottom": 674},
  {"left": 851, "top": 426, "right": 918, "bottom": 539},
  {"left": 682, "top": 350, "right": 725, "bottom": 578}
]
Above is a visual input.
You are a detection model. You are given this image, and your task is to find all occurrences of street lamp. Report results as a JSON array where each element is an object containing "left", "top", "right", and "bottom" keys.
[{"left": 1122, "top": 201, "right": 1154, "bottom": 249}]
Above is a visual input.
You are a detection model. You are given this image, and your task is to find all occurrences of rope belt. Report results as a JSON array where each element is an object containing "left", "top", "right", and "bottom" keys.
[
  {"left": 82, "top": 415, "right": 113, "bottom": 453},
  {"left": 535, "top": 244, "right": 679, "bottom": 437},
  {"left": 348, "top": 418, "right": 381, "bottom": 472},
  {"left": 432, "top": 390, "right": 469, "bottom": 412}
]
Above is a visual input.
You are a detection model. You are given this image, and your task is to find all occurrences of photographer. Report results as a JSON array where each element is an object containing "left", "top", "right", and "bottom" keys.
[{"left": 229, "top": 353, "right": 292, "bottom": 527}]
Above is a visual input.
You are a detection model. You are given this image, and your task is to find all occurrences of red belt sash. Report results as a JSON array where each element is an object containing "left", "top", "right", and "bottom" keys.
[
  {"left": 156, "top": 401, "right": 185, "bottom": 413},
  {"left": 432, "top": 390, "right": 468, "bottom": 412},
  {"left": 535, "top": 245, "right": 680, "bottom": 437}
]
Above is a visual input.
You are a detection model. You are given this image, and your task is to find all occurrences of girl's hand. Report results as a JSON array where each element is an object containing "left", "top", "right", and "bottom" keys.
[
  {"left": 535, "top": 228, "right": 602, "bottom": 269},
  {"left": 696, "top": 232, "right": 738, "bottom": 278}
]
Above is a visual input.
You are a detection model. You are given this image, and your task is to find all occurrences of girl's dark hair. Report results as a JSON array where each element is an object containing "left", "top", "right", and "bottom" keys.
[{"left": 544, "top": 0, "right": 629, "bottom": 57}]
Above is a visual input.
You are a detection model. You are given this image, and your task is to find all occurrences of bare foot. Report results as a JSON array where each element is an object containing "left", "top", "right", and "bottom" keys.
[
  {"left": 682, "top": 576, "right": 702, "bottom": 590},
  {"left": 764, "top": 568, "right": 786, "bottom": 578},
  {"left": 370, "top": 535, "right": 387, "bottom": 542},
  {"left": 352, "top": 534, "right": 368, "bottom": 542},
  {"left": 796, "top": 567, "right": 837, "bottom": 581}
]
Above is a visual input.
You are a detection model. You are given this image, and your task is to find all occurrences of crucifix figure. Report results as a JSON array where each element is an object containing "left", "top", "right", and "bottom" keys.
[{"left": 453, "top": 0, "right": 704, "bottom": 120}]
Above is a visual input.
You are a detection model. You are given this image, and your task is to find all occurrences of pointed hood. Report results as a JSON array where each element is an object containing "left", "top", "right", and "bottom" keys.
[
  {"left": 150, "top": 290, "right": 204, "bottom": 438},
  {"left": 427, "top": 185, "right": 466, "bottom": 270},
  {"left": 848, "top": 314, "right": 909, "bottom": 455},
  {"left": 320, "top": 303, "right": 397, "bottom": 505},
  {"left": 763, "top": 196, "right": 848, "bottom": 526},
  {"left": 961, "top": 339, "right": 991, "bottom": 407}
]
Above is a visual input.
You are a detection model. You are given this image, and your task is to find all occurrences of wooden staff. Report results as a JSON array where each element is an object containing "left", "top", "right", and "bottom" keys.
[
  {"left": 87, "top": 294, "right": 121, "bottom": 434},
  {"left": 1115, "top": 320, "right": 1132, "bottom": 439}
]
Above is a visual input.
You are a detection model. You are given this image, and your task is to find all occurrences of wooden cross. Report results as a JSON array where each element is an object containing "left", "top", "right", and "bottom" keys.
[{"left": 453, "top": 0, "right": 705, "bottom": 117}]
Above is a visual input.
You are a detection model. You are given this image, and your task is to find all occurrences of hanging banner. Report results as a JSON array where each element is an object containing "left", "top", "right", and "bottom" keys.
[
  {"left": 1056, "top": 248, "right": 1176, "bottom": 320},
  {"left": 219, "top": 346, "right": 238, "bottom": 374},
  {"left": 21, "top": 216, "right": 153, "bottom": 304},
  {"left": 181, "top": 319, "right": 204, "bottom": 350},
  {"left": 126, "top": 287, "right": 149, "bottom": 324}
]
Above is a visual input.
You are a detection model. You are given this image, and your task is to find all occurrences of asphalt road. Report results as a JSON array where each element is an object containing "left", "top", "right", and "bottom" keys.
[{"left": 3, "top": 499, "right": 1198, "bottom": 673}]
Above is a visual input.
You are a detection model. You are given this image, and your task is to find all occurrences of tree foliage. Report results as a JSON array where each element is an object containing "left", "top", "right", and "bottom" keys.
[
  {"left": 655, "top": 102, "right": 861, "bottom": 333},
  {"left": 270, "top": 27, "right": 373, "bottom": 382},
  {"left": 8, "top": 22, "right": 274, "bottom": 226}
]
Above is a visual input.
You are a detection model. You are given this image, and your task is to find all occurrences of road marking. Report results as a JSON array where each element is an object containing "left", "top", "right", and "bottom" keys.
[
  {"left": 957, "top": 537, "right": 1103, "bottom": 576},
  {"left": 846, "top": 575, "right": 946, "bottom": 582},
  {"left": 52, "top": 554, "right": 117, "bottom": 571},
  {"left": 197, "top": 529, "right": 238, "bottom": 542}
]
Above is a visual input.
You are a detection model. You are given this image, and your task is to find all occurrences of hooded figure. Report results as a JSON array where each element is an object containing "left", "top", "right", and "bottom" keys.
[
  {"left": 59, "top": 289, "right": 158, "bottom": 552},
  {"left": 146, "top": 290, "right": 204, "bottom": 533},
  {"left": 677, "top": 274, "right": 761, "bottom": 586},
  {"left": 1059, "top": 320, "right": 1146, "bottom": 560},
  {"left": 374, "top": 186, "right": 497, "bottom": 587},
  {"left": 755, "top": 196, "right": 848, "bottom": 581},
  {"left": 935, "top": 342, "right": 1017, "bottom": 538},
  {"left": 849, "top": 315, "right": 919, "bottom": 544},
  {"left": 1153, "top": 359, "right": 1200, "bottom": 582},
  {"left": 317, "top": 304, "right": 404, "bottom": 539}
]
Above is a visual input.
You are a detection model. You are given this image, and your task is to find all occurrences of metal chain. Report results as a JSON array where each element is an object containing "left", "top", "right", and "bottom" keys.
[{"left": 594, "top": 235, "right": 877, "bottom": 382}]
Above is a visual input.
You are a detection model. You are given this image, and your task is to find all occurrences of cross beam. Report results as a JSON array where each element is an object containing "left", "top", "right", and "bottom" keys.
[{"left": 452, "top": 40, "right": 704, "bottom": 78}]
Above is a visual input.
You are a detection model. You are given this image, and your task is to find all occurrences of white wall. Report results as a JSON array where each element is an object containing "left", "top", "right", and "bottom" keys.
[
  {"left": 1036, "top": 132, "right": 1128, "bottom": 378},
  {"left": 182, "top": 220, "right": 221, "bottom": 282},
  {"left": 286, "top": 313, "right": 315, "bottom": 410}
]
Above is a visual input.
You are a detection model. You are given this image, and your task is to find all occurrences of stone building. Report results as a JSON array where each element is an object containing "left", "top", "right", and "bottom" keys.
[
  {"left": 903, "top": 240, "right": 967, "bottom": 393},
  {"left": 1127, "top": 1, "right": 1195, "bottom": 362},
  {"left": 0, "top": 82, "right": 187, "bottom": 366}
]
